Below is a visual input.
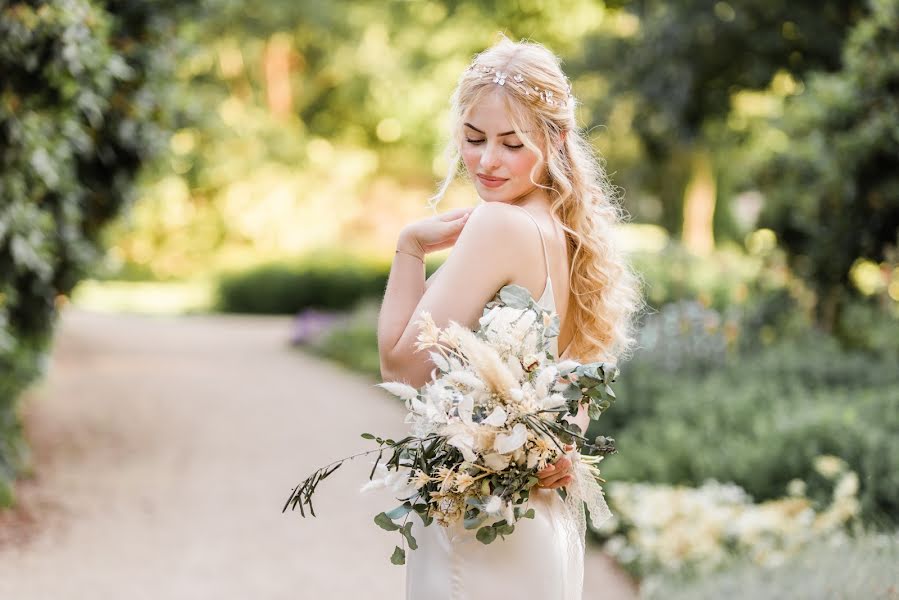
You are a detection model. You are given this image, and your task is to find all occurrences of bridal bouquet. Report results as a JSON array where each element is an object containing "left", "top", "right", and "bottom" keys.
[{"left": 283, "top": 284, "right": 619, "bottom": 565}]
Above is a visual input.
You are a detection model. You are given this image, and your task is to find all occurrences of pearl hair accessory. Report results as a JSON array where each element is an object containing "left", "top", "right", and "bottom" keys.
[{"left": 466, "top": 63, "right": 573, "bottom": 107}]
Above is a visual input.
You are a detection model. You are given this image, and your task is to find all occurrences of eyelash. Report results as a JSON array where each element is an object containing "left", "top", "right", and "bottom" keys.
[{"left": 465, "top": 139, "right": 524, "bottom": 150}]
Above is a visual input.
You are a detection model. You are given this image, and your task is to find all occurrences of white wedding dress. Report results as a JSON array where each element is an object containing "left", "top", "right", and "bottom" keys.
[{"left": 405, "top": 207, "right": 609, "bottom": 600}]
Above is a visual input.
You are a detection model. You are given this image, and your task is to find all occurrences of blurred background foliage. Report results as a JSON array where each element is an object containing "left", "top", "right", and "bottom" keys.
[
  {"left": 0, "top": 0, "right": 194, "bottom": 504},
  {"left": 2, "top": 0, "right": 897, "bottom": 594}
]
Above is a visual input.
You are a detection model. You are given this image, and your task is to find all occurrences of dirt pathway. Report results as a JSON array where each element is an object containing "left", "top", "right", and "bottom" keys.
[{"left": 0, "top": 308, "right": 638, "bottom": 599}]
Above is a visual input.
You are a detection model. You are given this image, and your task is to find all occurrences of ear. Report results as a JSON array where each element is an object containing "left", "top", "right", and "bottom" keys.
[{"left": 556, "top": 130, "right": 567, "bottom": 151}]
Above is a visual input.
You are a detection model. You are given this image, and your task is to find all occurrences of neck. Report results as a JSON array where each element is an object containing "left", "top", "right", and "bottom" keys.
[{"left": 511, "top": 185, "right": 552, "bottom": 211}]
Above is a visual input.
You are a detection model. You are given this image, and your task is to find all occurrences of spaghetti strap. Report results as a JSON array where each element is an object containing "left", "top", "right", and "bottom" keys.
[{"left": 512, "top": 205, "right": 552, "bottom": 283}]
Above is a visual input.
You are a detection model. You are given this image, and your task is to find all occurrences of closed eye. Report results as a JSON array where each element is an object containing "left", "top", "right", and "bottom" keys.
[{"left": 465, "top": 139, "right": 524, "bottom": 150}]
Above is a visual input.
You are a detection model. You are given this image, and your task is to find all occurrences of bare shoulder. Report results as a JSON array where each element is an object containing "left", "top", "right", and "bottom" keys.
[
  {"left": 463, "top": 202, "right": 541, "bottom": 249},
  {"left": 457, "top": 202, "right": 546, "bottom": 283}
]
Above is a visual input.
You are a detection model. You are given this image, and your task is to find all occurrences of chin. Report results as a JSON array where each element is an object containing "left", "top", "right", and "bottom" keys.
[{"left": 476, "top": 186, "right": 520, "bottom": 204}]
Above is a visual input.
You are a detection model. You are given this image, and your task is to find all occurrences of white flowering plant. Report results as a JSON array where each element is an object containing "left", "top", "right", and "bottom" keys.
[{"left": 283, "top": 284, "right": 619, "bottom": 565}]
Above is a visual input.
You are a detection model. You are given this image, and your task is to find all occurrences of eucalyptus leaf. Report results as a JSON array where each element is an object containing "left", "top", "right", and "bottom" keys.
[
  {"left": 385, "top": 504, "right": 413, "bottom": 520},
  {"left": 400, "top": 522, "right": 418, "bottom": 550},
  {"left": 390, "top": 546, "right": 406, "bottom": 565},
  {"left": 545, "top": 314, "right": 561, "bottom": 337},
  {"left": 464, "top": 511, "right": 488, "bottom": 530},
  {"left": 476, "top": 525, "right": 497, "bottom": 544},
  {"left": 562, "top": 386, "right": 582, "bottom": 401},
  {"left": 374, "top": 512, "right": 400, "bottom": 531},
  {"left": 498, "top": 284, "right": 532, "bottom": 308}
]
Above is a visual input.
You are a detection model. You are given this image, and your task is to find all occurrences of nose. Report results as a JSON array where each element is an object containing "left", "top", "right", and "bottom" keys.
[{"left": 479, "top": 141, "right": 502, "bottom": 171}]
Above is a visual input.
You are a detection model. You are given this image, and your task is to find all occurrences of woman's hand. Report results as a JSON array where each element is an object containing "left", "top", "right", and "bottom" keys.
[
  {"left": 535, "top": 443, "right": 576, "bottom": 490},
  {"left": 398, "top": 207, "right": 475, "bottom": 257}
]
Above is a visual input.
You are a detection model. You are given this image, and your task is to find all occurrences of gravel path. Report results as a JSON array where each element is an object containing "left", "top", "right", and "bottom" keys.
[{"left": 0, "top": 308, "right": 639, "bottom": 599}]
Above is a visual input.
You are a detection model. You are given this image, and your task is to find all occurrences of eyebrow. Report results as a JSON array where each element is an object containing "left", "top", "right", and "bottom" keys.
[{"left": 463, "top": 122, "right": 519, "bottom": 137}]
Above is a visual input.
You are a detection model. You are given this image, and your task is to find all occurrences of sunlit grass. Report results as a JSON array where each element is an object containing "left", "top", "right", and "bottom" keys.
[{"left": 69, "top": 279, "right": 215, "bottom": 315}]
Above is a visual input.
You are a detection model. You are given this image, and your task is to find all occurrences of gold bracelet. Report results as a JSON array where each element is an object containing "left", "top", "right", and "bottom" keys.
[{"left": 395, "top": 248, "right": 424, "bottom": 262}]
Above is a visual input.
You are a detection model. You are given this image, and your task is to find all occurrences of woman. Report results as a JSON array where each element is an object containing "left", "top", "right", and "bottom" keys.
[{"left": 377, "top": 36, "right": 643, "bottom": 599}]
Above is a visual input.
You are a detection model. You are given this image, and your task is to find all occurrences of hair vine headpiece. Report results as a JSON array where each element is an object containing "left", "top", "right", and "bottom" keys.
[{"left": 466, "top": 63, "right": 574, "bottom": 108}]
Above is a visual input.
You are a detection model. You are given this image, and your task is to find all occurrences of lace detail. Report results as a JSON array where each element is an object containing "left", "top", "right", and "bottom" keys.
[{"left": 559, "top": 449, "right": 613, "bottom": 580}]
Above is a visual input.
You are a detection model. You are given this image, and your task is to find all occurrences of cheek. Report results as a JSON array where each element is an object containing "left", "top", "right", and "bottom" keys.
[
  {"left": 460, "top": 146, "right": 480, "bottom": 171},
  {"left": 508, "top": 152, "right": 539, "bottom": 179}
]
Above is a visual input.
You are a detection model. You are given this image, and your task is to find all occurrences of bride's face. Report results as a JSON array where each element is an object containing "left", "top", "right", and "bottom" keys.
[{"left": 460, "top": 91, "right": 545, "bottom": 203}]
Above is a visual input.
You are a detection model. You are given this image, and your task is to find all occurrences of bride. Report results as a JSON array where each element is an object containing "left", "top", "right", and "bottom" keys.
[{"left": 376, "top": 36, "right": 643, "bottom": 600}]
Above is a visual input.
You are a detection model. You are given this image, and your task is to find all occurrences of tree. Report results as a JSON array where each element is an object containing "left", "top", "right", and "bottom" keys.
[
  {"left": 0, "top": 0, "right": 191, "bottom": 505},
  {"left": 581, "top": 0, "right": 867, "bottom": 251},
  {"left": 750, "top": 0, "right": 899, "bottom": 330}
]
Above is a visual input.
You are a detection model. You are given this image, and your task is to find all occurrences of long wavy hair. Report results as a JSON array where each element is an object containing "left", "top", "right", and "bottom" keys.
[{"left": 428, "top": 36, "right": 645, "bottom": 364}]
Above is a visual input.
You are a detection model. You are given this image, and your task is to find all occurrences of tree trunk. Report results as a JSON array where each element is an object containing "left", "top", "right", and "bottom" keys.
[
  {"left": 682, "top": 144, "right": 716, "bottom": 255},
  {"left": 263, "top": 33, "right": 294, "bottom": 119}
]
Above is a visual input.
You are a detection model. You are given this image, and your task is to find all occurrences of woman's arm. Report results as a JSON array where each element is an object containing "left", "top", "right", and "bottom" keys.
[
  {"left": 377, "top": 231, "right": 428, "bottom": 380},
  {"left": 377, "top": 203, "right": 537, "bottom": 387}
]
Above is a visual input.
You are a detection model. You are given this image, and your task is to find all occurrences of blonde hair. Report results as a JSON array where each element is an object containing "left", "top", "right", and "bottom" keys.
[{"left": 429, "top": 35, "right": 645, "bottom": 364}]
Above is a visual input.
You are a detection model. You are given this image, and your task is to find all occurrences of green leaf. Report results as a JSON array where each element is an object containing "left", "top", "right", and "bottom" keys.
[
  {"left": 390, "top": 545, "right": 406, "bottom": 565},
  {"left": 496, "top": 522, "right": 515, "bottom": 536},
  {"left": 374, "top": 512, "right": 400, "bottom": 531},
  {"left": 562, "top": 385, "right": 582, "bottom": 401},
  {"left": 385, "top": 503, "right": 413, "bottom": 520},
  {"left": 476, "top": 525, "right": 497, "bottom": 544},
  {"left": 523, "top": 508, "right": 536, "bottom": 519},
  {"left": 464, "top": 511, "right": 488, "bottom": 530},
  {"left": 498, "top": 284, "right": 532, "bottom": 308},
  {"left": 400, "top": 522, "right": 418, "bottom": 550},
  {"left": 544, "top": 314, "right": 560, "bottom": 337},
  {"left": 361, "top": 433, "right": 376, "bottom": 440}
]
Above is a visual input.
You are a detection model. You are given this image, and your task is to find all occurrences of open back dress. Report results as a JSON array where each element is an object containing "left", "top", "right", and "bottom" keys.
[{"left": 404, "top": 206, "right": 586, "bottom": 600}]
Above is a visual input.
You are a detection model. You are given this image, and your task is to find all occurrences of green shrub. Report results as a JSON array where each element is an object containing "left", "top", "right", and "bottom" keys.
[
  {"left": 215, "top": 254, "right": 443, "bottom": 314},
  {"left": 305, "top": 300, "right": 382, "bottom": 378},
  {"left": 630, "top": 241, "right": 759, "bottom": 312},
  {"left": 644, "top": 529, "right": 899, "bottom": 600},
  {"left": 595, "top": 333, "right": 899, "bottom": 527},
  {"left": 0, "top": 0, "right": 190, "bottom": 506}
]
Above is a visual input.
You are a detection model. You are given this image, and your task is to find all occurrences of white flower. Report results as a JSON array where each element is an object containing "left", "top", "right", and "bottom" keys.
[
  {"left": 478, "top": 306, "right": 500, "bottom": 328},
  {"left": 484, "top": 495, "right": 503, "bottom": 515},
  {"left": 502, "top": 501, "right": 515, "bottom": 525},
  {"left": 446, "top": 431, "right": 478, "bottom": 462},
  {"left": 557, "top": 359, "right": 579, "bottom": 374},
  {"left": 414, "top": 311, "right": 440, "bottom": 346},
  {"left": 482, "top": 405, "right": 508, "bottom": 427},
  {"left": 834, "top": 472, "right": 859, "bottom": 500},
  {"left": 534, "top": 366, "right": 559, "bottom": 398},
  {"left": 456, "top": 394, "right": 474, "bottom": 425},
  {"left": 375, "top": 381, "right": 419, "bottom": 402},
  {"left": 483, "top": 452, "right": 512, "bottom": 470},
  {"left": 444, "top": 370, "right": 485, "bottom": 391},
  {"left": 541, "top": 393, "right": 567, "bottom": 410},
  {"left": 494, "top": 423, "right": 529, "bottom": 454}
]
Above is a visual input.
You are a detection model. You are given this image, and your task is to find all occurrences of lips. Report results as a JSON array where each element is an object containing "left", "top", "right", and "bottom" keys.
[{"left": 477, "top": 174, "right": 508, "bottom": 188}]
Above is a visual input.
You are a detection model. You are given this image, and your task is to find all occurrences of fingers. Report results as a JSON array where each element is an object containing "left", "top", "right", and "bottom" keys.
[
  {"left": 445, "top": 212, "right": 470, "bottom": 232},
  {"left": 537, "top": 473, "right": 574, "bottom": 489},
  {"left": 438, "top": 207, "right": 475, "bottom": 221},
  {"left": 536, "top": 455, "right": 573, "bottom": 488},
  {"left": 536, "top": 456, "right": 571, "bottom": 477}
]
